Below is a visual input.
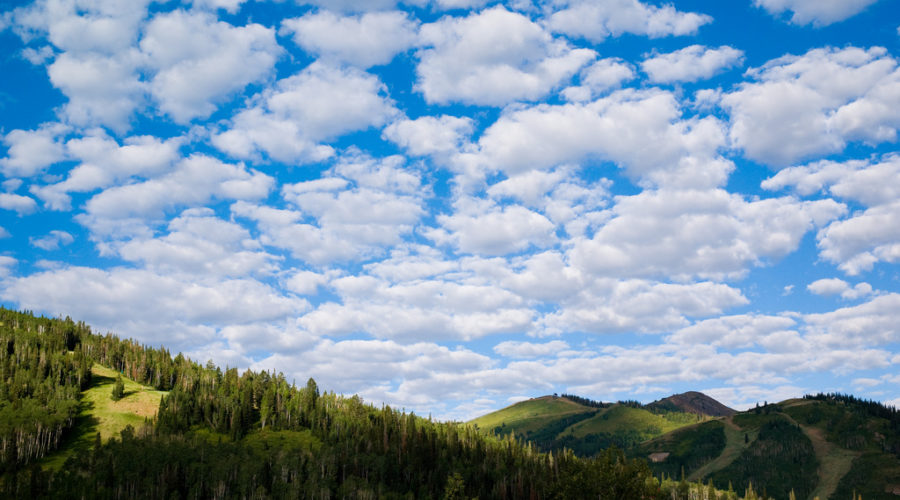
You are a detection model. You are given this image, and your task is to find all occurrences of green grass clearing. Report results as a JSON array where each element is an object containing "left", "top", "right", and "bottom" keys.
[
  {"left": 567, "top": 405, "right": 704, "bottom": 439},
  {"left": 469, "top": 396, "right": 593, "bottom": 435},
  {"left": 688, "top": 416, "right": 757, "bottom": 481},
  {"left": 40, "top": 364, "right": 168, "bottom": 471}
]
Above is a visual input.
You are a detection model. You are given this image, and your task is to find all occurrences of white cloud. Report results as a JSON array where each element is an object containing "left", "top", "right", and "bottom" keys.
[
  {"left": 212, "top": 62, "right": 397, "bottom": 163},
  {"left": 817, "top": 200, "right": 900, "bottom": 274},
  {"left": 81, "top": 154, "right": 272, "bottom": 233},
  {"left": 0, "top": 193, "right": 38, "bottom": 215},
  {"left": 191, "top": 0, "right": 247, "bottom": 14},
  {"left": 383, "top": 115, "right": 474, "bottom": 157},
  {"left": 235, "top": 155, "right": 424, "bottom": 265},
  {"left": 470, "top": 89, "right": 731, "bottom": 189},
  {"left": 281, "top": 10, "right": 419, "bottom": 68},
  {"left": 0, "top": 124, "right": 68, "bottom": 177},
  {"left": 30, "top": 230, "right": 74, "bottom": 250},
  {"left": 641, "top": 45, "right": 743, "bottom": 84},
  {"left": 434, "top": 200, "right": 556, "bottom": 256},
  {"left": 568, "top": 189, "right": 845, "bottom": 280},
  {"left": 807, "top": 277, "right": 850, "bottom": 295},
  {"left": 416, "top": 6, "right": 595, "bottom": 106},
  {"left": 763, "top": 155, "right": 900, "bottom": 207},
  {"left": 804, "top": 293, "right": 900, "bottom": 347},
  {"left": 141, "top": 10, "right": 281, "bottom": 123},
  {"left": 284, "top": 270, "right": 329, "bottom": 295},
  {"left": 547, "top": 0, "right": 711, "bottom": 42},
  {"left": 669, "top": 314, "right": 798, "bottom": 350},
  {"left": 33, "top": 132, "right": 182, "bottom": 210},
  {"left": 541, "top": 280, "right": 748, "bottom": 335},
  {"left": 808, "top": 278, "right": 872, "bottom": 300},
  {"left": 754, "top": 0, "right": 879, "bottom": 26},
  {"left": 115, "top": 208, "right": 277, "bottom": 278},
  {"left": 1, "top": 265, "right": 308, "bottom": 349},
  {"left": 494, "top": 340, "right": 569, "bottom": 358},
  {"left": 561, "top": 58, "right": 634, "bottom": 102},
  {"left": 722, "top": 46, "right": 900, "bottom": 166}
]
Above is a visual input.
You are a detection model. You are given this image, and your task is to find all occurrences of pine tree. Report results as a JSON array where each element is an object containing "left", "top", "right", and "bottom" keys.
[{"left": 111, "top": 374, "right": 125, "bottom": 401}]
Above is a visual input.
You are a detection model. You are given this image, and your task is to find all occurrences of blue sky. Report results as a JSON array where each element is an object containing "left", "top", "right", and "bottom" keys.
[{"left": 1, "top": 0, "right": 899, "bottom": 420}]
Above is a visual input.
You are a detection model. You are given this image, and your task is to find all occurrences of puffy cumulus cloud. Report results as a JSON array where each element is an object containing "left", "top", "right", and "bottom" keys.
[
  {"left": 568, "top": 189, "right": 845, "bottom": 280},
  {"left": 47, "top": 51, "right": 145, "bottom": 130},
  {"left": 212, "top": 62, "right": 397, "bottom": 164},
  {"left": 80, "top": 154, "right": 272, "bottom": 237},
  {"left": 540, "top": 279, "right": 748, "bottom": 335},
  {"left": 641, "top": 45, "right": 744, "bottom": 84},
  {"left": 763, "top": 155, "right": 900, "bottom": 207},
  {"left": 383, "top": 115, "right": 474, "bottom": 157},
  {"left": 252, "top": 339, "right": 494, "bottom": 409},
  {"left": 234, "top": 155, "right": 424, "bottom": 265},
  {"left": 807, "top": 278, "right": 873, "bottom": 299},
  {"left": 0, "top": 193, "right": 38, "bottom": 215},
  {"left": 431, "top": 198, "right": 556, "bottom": 256},
  {"left": 0, "top": 256, "right": 15, "bottom": 278},
  {"left": 190, "top": 0, "right": 247, "bottom": 14},
  {"left": 721, "top": 46, "right": 900, "bottom": 167},
  {"left": 817, "top": 200, "right": 900, "bottom": 274},
  {"left": 30, "top": 230, "right": 74, "bottom": 250},
  {"left": 8, "top": 0, "right": 149, "bottom": 54},
  {"left": 561, "top": 58, "right": 634, "bottom": 102},
  {"left": 298, "top": 276, "right": 535, "bottom": 342},
  {"left": 0, "top": 124, "right": 68, "bottom": 177},
  {"left": 804, "top": 293, "right": 900, "bottom": 348},
  {"left": 115, "top": 208, "right": 278, "bottom": 278},
  {"left": 284, "top": 270, "right": 330, "bottom": 296},
  {"left": 762, "top": 155, "right": 900, "bottom": 274},
  {"left": 547, "top": 0, "right": 711, "bottom": 42},
  {"left": 281, "top": 10, "right": 419, "bottom": 68},
  {"left": 416, "top": 6, "right": 595, "bottom": 106},
  {"left": 140, "top": 10, "right": 281, "bottom": 123},
  {"left": 754, "top": 0, "right": 879, "bottom": 26},
  {"left": 32, "top": 132, "right": 182, "bottom": 211},
  {"left": 493, "top": 340, "right": 569, "bottom": 358},
  {"left": 470, "top": 89, "right": 731, "bottom": 189},
  {"left": 668, "top": 314, "right": 799, "bottom": 349},
  {"left": 7, "top": 0, "right": 151, "bottom": 130},
  {"left": 0, "top": 265, "right": 308, "bottom": 349}
]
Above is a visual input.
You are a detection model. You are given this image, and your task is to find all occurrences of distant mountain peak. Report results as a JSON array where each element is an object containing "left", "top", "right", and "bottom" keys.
[{"left": 647, "top": 391, "right": 736, "bottom": 417}]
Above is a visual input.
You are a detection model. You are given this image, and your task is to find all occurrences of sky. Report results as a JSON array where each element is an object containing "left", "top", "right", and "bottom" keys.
[{"left": 1, "top": 0, "right": 899, "bottom": 420}]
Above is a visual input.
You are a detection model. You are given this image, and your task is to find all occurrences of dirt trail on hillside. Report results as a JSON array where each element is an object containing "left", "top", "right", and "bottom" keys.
[
  {"left": 688, "top": 416, "right": 752, "bottom": 481},
  {"left": 800, "top": 424, "right": 858, "bottom": 500}
]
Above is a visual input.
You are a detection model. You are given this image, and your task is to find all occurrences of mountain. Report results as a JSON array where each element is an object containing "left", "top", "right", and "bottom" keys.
[
  {"left": 472, "top": 392, "right": 900, "bottom": 499},
  {"left": 647, "top": 391, "right": 736, "bottom": 417}
]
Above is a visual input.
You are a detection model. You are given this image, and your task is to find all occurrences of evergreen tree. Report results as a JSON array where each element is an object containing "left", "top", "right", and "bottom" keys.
[{"left": 111, "top": 374, "right": 125, "bottom": 401}]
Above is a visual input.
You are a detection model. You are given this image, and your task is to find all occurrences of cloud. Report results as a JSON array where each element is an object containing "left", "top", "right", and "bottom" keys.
[
  {"left": 212, "top": 62, "right": 397, "bottom": 163},
  {"left": 281, "top": 10, "right": 419, "bottom": 68},
  {"left": 115, "top": 208, "right": 277, "bottom": 278},
  {"left": 469, "top": 89, "right": 731, "bottom": 189},
  {"left": 80, "top": 154, "right": 272, "bottom": 237},
  {"left": 1, "top": 265, "right": 308, "bottom": 349},
  {"left": 804, "top": 293, "right": 900, "bottom": 348},
  {"left": 415, "top": 6, "right": 595, "bottom": 106},
  {"left": 641, "top": 45, "right": 744, "bottom": 84},
  {"left": 383, "top": 115, "right": 474, "bottom": 157},
  {"left": 817, "top": 200, "right": 900, "bottom": 275},
  {"left": 669, "top": 314, "right": 798, "bottom": 350},
  {"left": 32, "top": 132, "right": 182, "bottom": 210},
  {"left": 547, "top": 0, "right": 711, "bottom": 42},
  {"left": 722, "top": 46, "right": 900, "bottom": 167},
  {"left": 568, "top": 189, "right": 845, "bottom": 281},
  {"left": 433, "top": 199, "right": 556, "bottom": 256},
  {"left": 234, "top": 155, "right": 424, "bottom": 265},
  {"left": 561, "top": 58, "right": 634, "bottom": 102},
  {"left": 0, "top": 193, "right": 38, "bottom": 215},
  {"left": 140, "top": 9, "right": 281, "bottom": 123},
  {"left": 763, "top": 155, "right": 900, "bottom": 207},
  {"left": 30, "top": 230, "right": 74, "bottom": 250},
  {"left": 493, "top": 340, "right": 570, "bottom": 358},
  {"left": 0, "top": 124, "right": 68, "bottom": 177},
  {"left": 754, "top": 0, "right": 880, "bottom": 26}
]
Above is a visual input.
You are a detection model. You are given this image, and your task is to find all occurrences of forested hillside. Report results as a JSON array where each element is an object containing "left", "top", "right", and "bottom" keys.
[{"left": 0, "top": 307, "right": 668, "bottom": 499}]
